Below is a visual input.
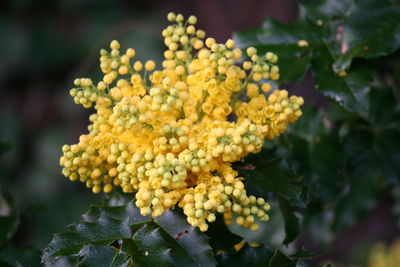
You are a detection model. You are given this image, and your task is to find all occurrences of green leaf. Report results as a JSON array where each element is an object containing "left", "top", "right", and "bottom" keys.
[
  {"left": 268, "top": 249, "right": 293, "bottom": 267},
  {"left": 235, "top": 18, "right": 321, "bottom": 47},
  {"left": 217, "top": 243, "right": 274, "bottom": 267},
  {"left": 275, "top": 194, "right": 302, "bottom": 246},
  {"left": 236, "top": 152, "right": 303, "bottom": 246},
  {"left": 236, "top": 150, "right": 301, "bottom": 200},
  {"left": 268, "top": 249, "right": 327, "bottom": 267},
  {"left": 292, "top": 125, "right": 346, "bottom": 203},
  {"left": 119, "top": 238, "right": 155, "bottom": 267},
  {"left": 78, "top": 244, "right": 129, "bottom": 267},
  {"left": 312, "top": 46, "right": 372, "bottom": 117},
  {"left": 219, "top": 246, "right": 326, "bottom": 267},
  {"left": 283, "top": 213, "right": 300, "bottom": 245},
  {"left": 206, "top": 216, "right": 242, "bottom": 252},
  {"left": 233, "top": 18, "right": 321, "bottom": 83},
  {"left": 301, "top": 0, "right": 355, "bottom": 21},
  {"left": 43, "top": 198, "right": 217, "bottom": 267},
  {"left": 303, "top": 0, "right": 400, "bottom": 72},
  {"left": 154, "top": 210, "right": 217, "bottom": 267},
  {"left": 367, "top": 86, "right": 400, "bottom": 181}
]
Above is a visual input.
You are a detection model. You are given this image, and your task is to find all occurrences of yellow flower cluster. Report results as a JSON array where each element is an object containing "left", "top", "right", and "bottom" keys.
[
  {"left": 60, "top": 12, "right": 304, "bottom": 232},
  {"left": 368, "top": 239, "right": 400, "bottom": 267}
]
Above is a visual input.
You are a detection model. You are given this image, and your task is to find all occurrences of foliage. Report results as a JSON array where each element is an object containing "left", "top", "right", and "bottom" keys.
[
  {"left": 234, "top": 0, "right": 400, "bottom": 251},
  {"left": 0, "top": 143, "right": 42, "bottom": 266}
]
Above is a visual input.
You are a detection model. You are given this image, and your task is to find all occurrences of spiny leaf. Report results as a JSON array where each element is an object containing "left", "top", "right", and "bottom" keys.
[
  {"left": 78, "top": 244, "right": 129, "bottom": 267},
  {"left": 206, "top": 215, "right": 242, "bottom": 252},
  {"left": 303, "top": 0, "right": 400, "bottom": 72},
  {"left": 155, "top": 209, "right": 217, "bottom": 267},
  {"left": 236, "top": 150, "right": 302, "bottom": 200},
  {"left": 42, "top": 198, "right": 217, "bottom": 267},
  {"left": 233, "top": 18, "right": 321, "bottom": 83},
  {"left": 283, "top": 213, "right": 301, "bottom": 245},
  {"left": 312, "top": 46, "right": 372, "bottom": 117},
  {"left": 218, "top": 246, "right": 325, "bottom": 267},
  {"left": 217, "top": 243, "right": 274, "bottom": 267},
  {"left": 268, "top": 249, "right": 293, "bottom": 267},
  {"left": 301, "top": 0, "right": 355, "bottom": 21}
]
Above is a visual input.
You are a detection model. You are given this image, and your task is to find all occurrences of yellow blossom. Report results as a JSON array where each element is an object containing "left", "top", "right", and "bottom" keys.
[{"left": 61, "top": 12, "right": 304, "bottom": 232}]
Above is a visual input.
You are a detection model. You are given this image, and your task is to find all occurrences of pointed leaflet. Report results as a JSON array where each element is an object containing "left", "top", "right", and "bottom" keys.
[
  {"left": 42, "top": 202, "right": 145, "bottom": 263},
  {"left": 43, "top": 199, "right": 217, "bottom": 267},
  {"left": 218, "top": 246, "right": 327, "bottom": 267},
  {"left": 236, "top": 151, "right": 302, "bottom": 245},
  {"left": 236, "top": 150, "right": 301, "bottom": 200},
  {"left": 302, "top": 0, "right": 400, "bottom": 72},
  {"left": 282, "top": 107, "right": 348, "bottom": 202},
  {"left": 233, "top": 18, "right": 321, "bottom": 83},
  {"left": 206, "top": 216, "right": 242, "bottom": 252},
  {"left": 155, "top": 209, "right": 217, "bottom": 267},
  {"left": 312, "top": 46, "right": 372, "bottom": 117},
  {"left": 78, "top": 244, "right": 129, "bottom": 267},
  {"left": 217, "top": 243, "right": 273, "bottom": 267}
]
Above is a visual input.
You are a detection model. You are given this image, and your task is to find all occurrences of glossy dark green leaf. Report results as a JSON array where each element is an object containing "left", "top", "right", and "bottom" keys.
[
  {"left": 206, "top": 215, "right": 242, "bottom": 252},
  {"left": 217, "top": 243, "right": 274, "bottom": 267},
  {"left": 312, "top": 46, "right": 372, "bottom": 117},
  {"left": 234, "top": 17, "right": 321, "bottom": 48},
  {"left": 268, "top": 249, "right": 327, "bottom": 267},
  {"left": 219, "top": 246, "right": 326, "bottom": 267},
  {"left": 131, "top": 223, "right": 187, "bottom": 266},
  {"left": 237, "top": 150, "right": 301, "bottom": 200},
  {"left": 283, "top": 213, "right": 300, "bottom": 245},
  {"left": 301, "top": 0, "right": 355, "bottom": 21},
  {"left": 78, "top": 244, "right": 129, "bottom": 267},
  {"left": 43, "top": 198, "right": 216, "bottom": 267},
  {"left": 268, "top": 249, "right": 293, "bottom": 267},
  {"left": 304, "top": 0, "right": 400, "bottom": 72},
  {"left": 155, "top": 210, "right": 217, "bottom": 267},
  {"left": 233, "top": 18, "right": 321, "bottom": 82},
  {"left": 120, "top": 239, "right": 149, "bottom": 267},
  {"left": 367, "top": 86, "right": 400, "bottom": 181}
]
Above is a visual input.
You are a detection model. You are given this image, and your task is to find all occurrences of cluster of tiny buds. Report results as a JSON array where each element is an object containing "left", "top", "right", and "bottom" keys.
[
  {"left": 244, "top": 47, "right": 279, "bottom": 82},
  {"left": 60, "top": 12, "right": 305, "bottom": 232}
]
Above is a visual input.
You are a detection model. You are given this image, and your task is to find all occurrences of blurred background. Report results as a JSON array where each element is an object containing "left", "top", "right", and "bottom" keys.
[{"left": 0, "top": 0, "right": 398, "bottom": 266}]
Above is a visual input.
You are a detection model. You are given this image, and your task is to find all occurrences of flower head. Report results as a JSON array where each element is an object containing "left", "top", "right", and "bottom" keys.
[{"left": 60, "top": 12, "right": 304, "bottom": 231}]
